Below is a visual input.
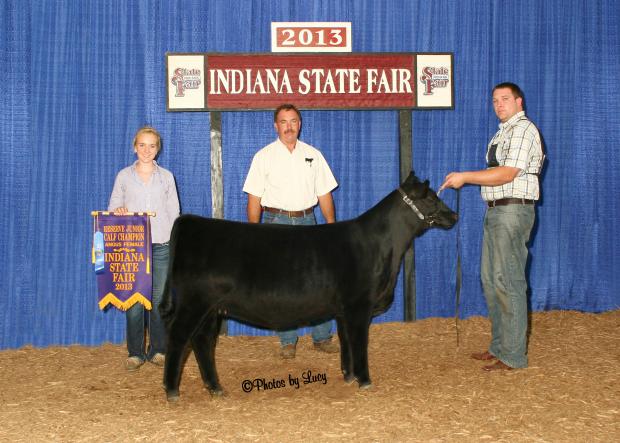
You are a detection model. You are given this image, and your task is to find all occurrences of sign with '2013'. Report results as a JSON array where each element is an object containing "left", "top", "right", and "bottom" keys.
[{"left": 271, "top": 22, "right": 352, "bottom": 52}]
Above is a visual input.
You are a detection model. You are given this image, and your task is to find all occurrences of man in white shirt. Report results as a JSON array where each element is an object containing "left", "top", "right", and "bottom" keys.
[{"left": 243, "top": 104, "right": 339, "bottom": 359}]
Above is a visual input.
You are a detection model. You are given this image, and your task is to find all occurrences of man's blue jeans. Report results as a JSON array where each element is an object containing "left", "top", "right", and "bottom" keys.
[
  {"left": 262, "top": 211, "right": 333, "bottom": 346},
  {"left": 481, "top": 204, "right": 534, "bottom": 368},
  {"left": 126, "top": 243, "right": 169, "bottom": 361}
]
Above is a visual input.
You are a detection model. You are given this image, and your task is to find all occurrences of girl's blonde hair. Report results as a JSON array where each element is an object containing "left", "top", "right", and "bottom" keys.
[{"left": 132, "top": 126, "right": 161, "bottom": 152}]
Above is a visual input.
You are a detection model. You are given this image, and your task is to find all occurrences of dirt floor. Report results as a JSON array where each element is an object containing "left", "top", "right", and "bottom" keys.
[{"left": 1, "top": 310, "right": 618, "bottom": 442}]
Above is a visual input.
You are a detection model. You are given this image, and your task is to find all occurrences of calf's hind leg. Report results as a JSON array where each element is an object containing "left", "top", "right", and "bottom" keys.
[
  {"left": 191, "top": 312, "right": 224, "bottom": 396},
  {"left": 163, "top": 303, "right": 207, "bottom": 402}
]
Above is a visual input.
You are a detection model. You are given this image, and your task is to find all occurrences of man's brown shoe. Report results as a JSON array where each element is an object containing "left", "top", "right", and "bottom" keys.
[
  {"left": 313, "top": 339, "right": 339, "bottom": 354},
  {"left": 150, "top": 353, "right": 165, "bottom": 367},
  {"left": 125, "top": 356, "right": 144, "bottom": 371},
  {"left": 280, "top": 344, "right": 296, "bottom": 359},
  {"left": 471, "top": 351, "right": 495, "bottom": 361},
  {"left": 482, "top": 360, "right": 513, "bottom": 371}
]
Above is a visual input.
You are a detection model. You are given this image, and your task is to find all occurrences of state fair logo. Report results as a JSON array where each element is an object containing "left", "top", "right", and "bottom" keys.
[
  {"left": 419, "top": 66, "right": 450, "bottom": 95},
  {"left": 171, "top": 67, "right": 202, "bottom": 97}
]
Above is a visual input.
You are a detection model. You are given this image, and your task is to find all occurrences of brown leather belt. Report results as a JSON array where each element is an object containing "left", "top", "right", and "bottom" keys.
[
  {"left": 262, "top": 206, "right": 314, "bottom": 217},
  {"left": 487, "top": 198, "right": 535, "bottom": 207}
]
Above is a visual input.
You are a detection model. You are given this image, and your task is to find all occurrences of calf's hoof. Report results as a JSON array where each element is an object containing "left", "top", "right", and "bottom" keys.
[
  {"left": 358, "top": 381, "right": 373, "bottom": 390},
  {"left": 166, "top": 390, "right": 180, "bottom": 403},
  {"left": 343, "top": 373, "right": 356, "bottom": 385},
  {"left": 207, "top": 386, "right": 225, "bottom": 398}
]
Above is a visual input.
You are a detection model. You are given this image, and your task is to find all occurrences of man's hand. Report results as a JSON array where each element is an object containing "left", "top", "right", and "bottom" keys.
[{"left": 439, "top": 172, "right": 466, "bottom": 192}]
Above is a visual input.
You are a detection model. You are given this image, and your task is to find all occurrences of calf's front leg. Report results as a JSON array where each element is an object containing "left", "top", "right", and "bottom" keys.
[
  {"left": 345, "top": 314, "right": 372, "bottom": 389},
  {"left": 336, "top": 317, "right": 354, "bottom": 383}
]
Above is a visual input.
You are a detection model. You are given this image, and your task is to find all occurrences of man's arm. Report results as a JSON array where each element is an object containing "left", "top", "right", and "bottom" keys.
[
  {"left": 317, "top": 192, "right": 336, "bottom": 224},
  {"left": 247, "top": 194, "right": 262, "bottom": 223},
  {"left": 440, "top": 166, "right": 520, "bottom": 191}
]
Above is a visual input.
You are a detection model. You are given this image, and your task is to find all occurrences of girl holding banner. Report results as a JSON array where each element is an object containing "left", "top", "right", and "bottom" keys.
[{"left": 109, "top": 126, "right": 180, "bottom": 371}]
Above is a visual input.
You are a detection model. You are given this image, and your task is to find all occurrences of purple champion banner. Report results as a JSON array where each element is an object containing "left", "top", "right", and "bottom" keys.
[{"left": 92, "top": 212, "right": 153, "bottom": 311}]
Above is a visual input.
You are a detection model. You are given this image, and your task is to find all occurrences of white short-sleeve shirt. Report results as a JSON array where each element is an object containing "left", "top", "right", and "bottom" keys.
[{"left": 243, "top": 138, "right": 338, "bottom": 211}]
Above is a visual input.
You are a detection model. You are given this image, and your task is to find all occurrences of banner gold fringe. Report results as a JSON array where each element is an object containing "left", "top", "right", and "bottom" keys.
[{"left": 98, "top": 292, "right": 153, "bottom": 311}]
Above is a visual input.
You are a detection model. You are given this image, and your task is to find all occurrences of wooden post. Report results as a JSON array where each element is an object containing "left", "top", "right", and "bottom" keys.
[
  {"left": 210, "top": 112, "right": 224, "bottom": 219},
  {"left": 399, "top": 110, "right": 416, "bottom": 322},
  {"left": 210, "top": 111, "right": 227, "bottom": 334}
]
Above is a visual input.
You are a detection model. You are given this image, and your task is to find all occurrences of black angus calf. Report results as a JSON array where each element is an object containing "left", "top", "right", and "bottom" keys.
[{"left": 159, "top": 172, "right": 457, "bottom": 401}]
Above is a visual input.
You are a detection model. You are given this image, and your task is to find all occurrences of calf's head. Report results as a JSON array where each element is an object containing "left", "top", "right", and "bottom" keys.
[{"left": 399, "top": 172, "right": 458, "bottom": 229}]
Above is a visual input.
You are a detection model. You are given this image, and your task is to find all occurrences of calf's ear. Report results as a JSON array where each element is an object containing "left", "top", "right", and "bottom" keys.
[
  {"left": 402, "top": 171, "right": 419, "bottom": 187},
  {"left": 418, "top": 180, "right": 430, "bottom": 198}
]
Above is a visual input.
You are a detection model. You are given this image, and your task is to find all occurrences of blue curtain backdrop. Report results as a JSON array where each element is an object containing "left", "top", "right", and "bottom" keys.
[{"left": 1, "top": 0, "right": 618, "bottom": 349}]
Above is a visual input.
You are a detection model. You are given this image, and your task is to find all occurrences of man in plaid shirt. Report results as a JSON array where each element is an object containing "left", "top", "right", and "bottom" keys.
[{"left": 440, "top": 82, "right": 544, "bottom": 371}]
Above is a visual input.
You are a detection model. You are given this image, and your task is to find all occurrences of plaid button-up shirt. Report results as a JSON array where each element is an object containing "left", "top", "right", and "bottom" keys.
[{"left": 481, "top": 111, "right": 544, "bottom": 201}]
